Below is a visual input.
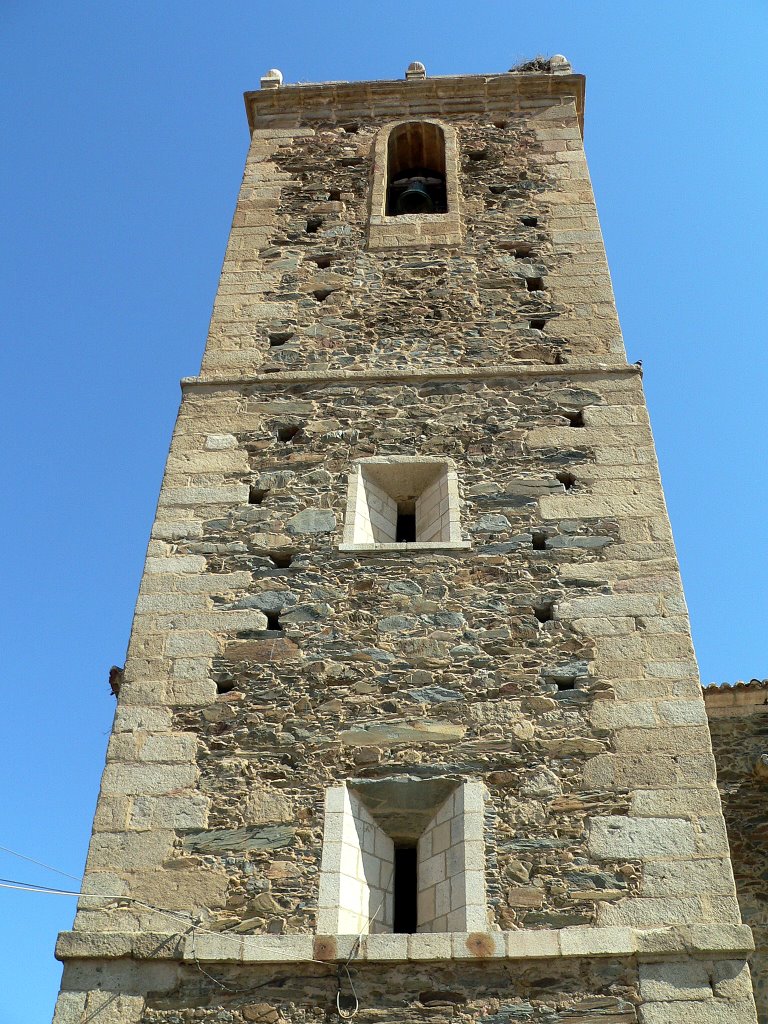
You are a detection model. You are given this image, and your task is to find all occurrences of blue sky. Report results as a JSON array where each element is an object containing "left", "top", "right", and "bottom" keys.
[{"left": 2, "top": 2, "right": 767, "bottom": 1019}]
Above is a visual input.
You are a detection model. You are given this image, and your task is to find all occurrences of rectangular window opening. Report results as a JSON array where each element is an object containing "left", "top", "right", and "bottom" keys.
[
  {"left": 393, "top": 846, "right": 418, "bottom": 934},
  {"left": 521, "top": 216, "right": 538, "bottom": 227},
  {"left": 344, "top": 460, "right": 459, "bottom": 548},
  {"left": 529, "top": 318, "right": 546, "bottom": 330},
  {"left": 396, "top": 500, "right": 417, "bottom": 543},
  {"left": 318, "top": 780, "right": 486, "bottom": 936},
  {"left": 249, "top": 487, "right": 269, "bottom": 505},
  {"left": 526, "top": 277, "right": 545, "bottom": 292},
  {"left": 531, "top": 531, "right": 547, "bottom": 551},
  {"left": 556, "top": 677, "right": 576, "bottom": 691}
]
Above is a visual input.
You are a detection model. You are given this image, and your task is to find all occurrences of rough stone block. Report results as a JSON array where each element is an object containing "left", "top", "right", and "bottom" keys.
[
  {"left": 559, "top": 925, "right": 635, "bottom": 957},
  {"left": 240, "top": 935, "right": 314, "bottom": 961},
  {"left": 683, "top": 925, "right": 754, "bottom": 955},
  {"left": 85, "top": 831, "right": 175, "bottom": 872},
  {"left": 639, "top": 999, "right": 758, "bottom": 1023},
  {"left": 630, "top": 789, "right": 722, "bottom": 819},
  {"left": 599, "top": 897, "right": 704, "bottom": 928},
  {"left": 363, "top": 933, "right": 408, "bottom": 960},
  {"left": 136, "top": 733, "right": 198, "bottom": 763},
  {"left": 406, "top": 933, "right": 451, "bottom": 959},
  {"left": 641, "top": 859, "right": 736, "bottom": 898},
  {"left": 506, "top": 929, "right": 559, "bottom": 959},
  {"left": 639, "top": 961, "right": 713, "bottom": 1001},
  {"left": 588, "top": 817, "right": 696, "bottom": 859},
  {"left": 52, "top": 992, "right": 88, "bottom": 1024},
  {"left": 144, "top": 554, "right": 206, "bottom": 575},
  {"left": 130, "top": 794, "right": 208, "bottom": 830},
  {"left": 711, "top": 961, "right": 756, "bottom": 1001},
  {"left": 184, "top": 932, "right": 242, "bottom": 962},
  {"left": 100, "top": 763, "right": 197, "bottom": 795}
]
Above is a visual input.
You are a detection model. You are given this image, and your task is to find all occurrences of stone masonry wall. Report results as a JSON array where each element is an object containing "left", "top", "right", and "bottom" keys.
[
  {"left": 706, "top": 690, "right": 768, "bottom": 1022},
  {"left": 53, "top": 71, "right": 759, "bottom": 1024},
  {"left": 201, "top": 90, "right": 621, "bottom": 382},
  {"left": 74, "top": 369, "right": 740, "bottom": 941}
]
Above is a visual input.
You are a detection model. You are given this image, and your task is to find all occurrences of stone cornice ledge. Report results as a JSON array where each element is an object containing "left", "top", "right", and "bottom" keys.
[
  {"left": 56, "top": 924, "right": 754, "bottom": 964},
  {"left": 181, "top": 362, "right": 640, "bottom": 392},
  {"left": 244, "top": 73, "right": 585, "bottom": 135}
]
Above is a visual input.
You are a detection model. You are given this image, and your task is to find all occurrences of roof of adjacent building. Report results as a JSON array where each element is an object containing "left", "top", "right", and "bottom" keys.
[
  {"left": 703, "top": 679, "right": 768, "bottom": 693},
  {"left": 703, "top": 679, "right": 768, "bottom": 719}
]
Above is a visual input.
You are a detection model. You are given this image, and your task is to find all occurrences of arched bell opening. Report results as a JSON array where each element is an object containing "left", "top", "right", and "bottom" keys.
[{"left": 386, "top": 122, "right": 447, "bottom": 216}]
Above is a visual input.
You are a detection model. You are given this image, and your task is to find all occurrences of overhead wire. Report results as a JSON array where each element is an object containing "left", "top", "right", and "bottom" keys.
[
  {"left": 0, "top": 877, "right": 200, "bottom": 926},
  {"left": 0, "top": 842, "right": 82, "bottom": 882},
  {"left": 1, "top": 849, "right": 393, "bottom": 1018}
]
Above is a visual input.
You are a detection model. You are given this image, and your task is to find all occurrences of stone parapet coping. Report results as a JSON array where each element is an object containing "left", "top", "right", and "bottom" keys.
[
  {"left": 57, "top": 924, "right": 754, "bottom": 965},
  {"left": 243, "top": 73, "right": 585, "bottom": 135},
  {"left": 181, "top": 362, "right": 641, "bottom": 393}
]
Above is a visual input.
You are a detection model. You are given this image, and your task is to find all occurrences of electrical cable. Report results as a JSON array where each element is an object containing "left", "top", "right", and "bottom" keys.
[
  {"left": 0, "top": 843, "right": 81, "bottom": 882},
  {"left": 335, "top": 963, "right": 359, "bottom": 1020},
  {"left": 0, "top": 877, "right": 199, "bottom": 926},
  {"left": 1, "top": 861, "right": 383, "bottom": 1016}
]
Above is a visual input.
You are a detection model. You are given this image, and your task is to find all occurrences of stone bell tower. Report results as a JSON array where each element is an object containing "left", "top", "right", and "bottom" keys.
[{"left": 53, "top": 60, "right": 760, "bottom": 1024}]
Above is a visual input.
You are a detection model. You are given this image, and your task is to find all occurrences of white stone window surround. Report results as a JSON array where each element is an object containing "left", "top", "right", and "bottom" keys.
[
  {"left": 339, "top": 457, "right": 470, "bottom": 553},
  {"left": 317, "top": 779, "right": 487, "bottom": 935},
  {"left": 368, "top": 119, "right": 463, "bottom": 249}
]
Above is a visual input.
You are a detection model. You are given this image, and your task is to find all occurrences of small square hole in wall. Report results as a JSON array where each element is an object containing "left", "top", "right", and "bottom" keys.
[
  {"left": 555, "top": 676, "right": 576, "bottom": 691},
  {"left": 533, "top": 602, "right": 554, "bottom": 624},
  {"left": 531, "top": 531, "right": 547, "bottom": 550},
  {"left": 313, "top": 288, "right": 337, "bottom": 302},
  {"left": 216, "top": 678, "right": 237, "bottom": 695},
  {"left": 526, "top": 277, "right": 545, "bottom": 292},
  {"left": 328, "top": 189, "right": 342, "bottom": 201},
  {"left": 277, "top": 425, "right": 302, "bottom": 443},
  {"left": 556, "top": 471, "right": 576, "bottom": 491},
  {"left": 306, "top": 216, "right": 323, "bottom": 234},
  {"left": 563, "top": 409, "right": 585, "bottom": 428},
  {"left": 520, "top": 216, "right": 538, "bottom": 227},
  {"left": 269, "top": 552, "right": 295, "bottom": 569},
  {"left": 265, "top": 611, "right": 283, "bottom": 632},
  {"left": 529, "top": 318, "right": 546, "bottom": 330},
  {"left": 309, "top": 254, "right": 334, "bottom": 269},
  {"left": 249, "top": 487, "right": 269, "bottom": 505},
  {"left": 268, "top": 331, "right": 293, "bottom": 347}
]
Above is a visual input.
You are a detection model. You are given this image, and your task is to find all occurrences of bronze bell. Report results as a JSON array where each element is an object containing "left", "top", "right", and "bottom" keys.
[{"left": 396, "top": 178, "right": 435, "bottom": 215}]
